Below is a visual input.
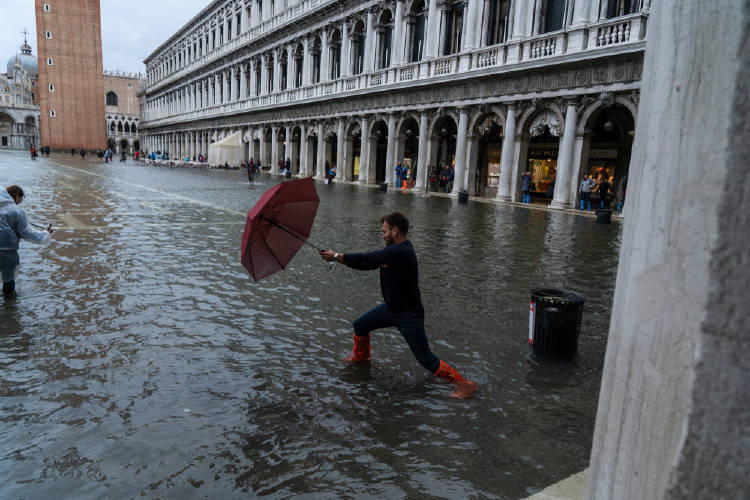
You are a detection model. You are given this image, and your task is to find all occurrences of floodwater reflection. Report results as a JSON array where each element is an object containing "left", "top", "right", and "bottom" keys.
[{"left": 0, "top": 151, "right": 621, "bottom": 498}]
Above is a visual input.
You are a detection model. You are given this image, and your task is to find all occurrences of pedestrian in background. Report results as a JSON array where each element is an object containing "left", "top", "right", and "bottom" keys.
[
  {"left": 0, "top": 186, "right": 53, "bottom": 297},
  {"left": 521, "top": 170, "right": 532, "bottom": 203}
]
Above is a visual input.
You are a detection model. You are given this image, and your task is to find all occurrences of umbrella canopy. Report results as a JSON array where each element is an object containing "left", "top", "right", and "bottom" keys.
[{"left": 241, "top": 177, "right": 320, "bottom": 281}]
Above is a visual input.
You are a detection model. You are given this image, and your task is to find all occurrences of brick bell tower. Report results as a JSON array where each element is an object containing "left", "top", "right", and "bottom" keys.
[{"left": 35, "top": 0, "right": 106, "bottom": 151}]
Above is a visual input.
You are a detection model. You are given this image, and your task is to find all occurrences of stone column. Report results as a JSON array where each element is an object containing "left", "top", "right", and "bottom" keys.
[
  {"left": 214, "top": 74, "right": 220, "bottom": 105},
  {"left": 341, "top": 20, "right": 351, "bottom": 78},
  {"left": 385, "top": 114, "right": 397, "bottom": 186},
  {"left": 587, "top": 1, "right": 749, "bottom": 499},
  {"left": 259, "top": 129, "right": 267, "bottom": 169},
  {"left": 223, "top": 16, "right": 229, "bottom": 44},
  {"left": 299, "top": 124, "right": 309, "bottom": 176},
  {"left": 224, "top": 70, "right": 231, "bottom": 103},
  {"left": 425, "top": 0, "right": 440, "bottom": 59},
  {"left": 392, "top": 0, "right": 404, "bottom": 65},
  {"left": 240, "top": 63, "right": 247, "bottom": 98},
  {"left": 316, "top": 122, "right": 326, "bottom": 180},
  {"left": 261, "top": 55, "right": 269, "bottom": 94},
  {"left": 497, "top": 104, "right": 517, "bottom": 201},
  {"left": 359, "top": 116, "right": 370, "bottom": 183},
  {"left": 271, "top": 126, "right": 280, "bottom": 174},
  {"left": 302, "top": 38, "right": 311, "bottom": 86},
  {"left": 550, "top": 101, "right": 578, "bottom": 209},
  {"left": 286, "top": 44, "right": 295, "bottom": 89},
  {"left": 364, "top": 10, "right": 375, "bottom": 71},
  {"left": 229, "top": 67, "right": 236, "bottom": 101},
  {"left": 320, "top": 30, "right": 330, "bottom": 82},
  {"left": 452, "top": 108, "right": 469, "bottom": 194},
  {"left": 336, "top": 118, "right": 345, "bottom": 175},
  {"left": 290, "top": 128, "right": 300, "bottom": 175},
  {"left": 415, "top": 113, "right": 430, "bottom": 191},
  {"left": 462, "top": 0, "right": 482, "bottom": 51},
  {"left": 250, "top": 60, "right": 258, "bottom": 95},
  {"left": 284, "top": 125, "right": 292, "bottom": 166}
]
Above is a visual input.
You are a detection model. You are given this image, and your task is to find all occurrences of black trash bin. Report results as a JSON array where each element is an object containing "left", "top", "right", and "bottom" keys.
[
  {"left": 596, "top": 208, "right": 612, "bottom": 224},
  {"left": 529, "top": 288, "right": 585, "bottom": 359},
  {"left": 379, "top": 183, "right": 388, "bottom": 193},
  {"left": 458, "top": 190, "right": 469, "bottom": 204}
]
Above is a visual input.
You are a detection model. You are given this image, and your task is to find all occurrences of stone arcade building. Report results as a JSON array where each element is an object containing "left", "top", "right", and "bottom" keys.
[{"left": 142, "top": 0, "right": 648, "bottom": 207}]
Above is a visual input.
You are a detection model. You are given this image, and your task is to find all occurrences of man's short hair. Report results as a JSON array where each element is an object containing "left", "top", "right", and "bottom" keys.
[
  {"left": 6, "top": 185, "right": 24, "bottom": 199},
  {"left": 380, "top": 211, "right": 409, "bottom": 234}
]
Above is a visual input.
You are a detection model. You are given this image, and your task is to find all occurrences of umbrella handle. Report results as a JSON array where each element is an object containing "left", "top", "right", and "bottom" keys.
[{"left": 263, "top": 217, "right": 323, "bottom": 252}]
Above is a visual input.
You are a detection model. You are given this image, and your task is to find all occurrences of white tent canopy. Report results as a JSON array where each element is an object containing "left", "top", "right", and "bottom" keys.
[{"left": 208, "top": 132, "right": 243, "bottom": 166}]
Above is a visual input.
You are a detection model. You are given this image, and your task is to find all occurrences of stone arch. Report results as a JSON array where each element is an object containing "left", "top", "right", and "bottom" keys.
[
  {"left": 468, "top": 105, "right": 506, "bottom": 134},
  {"left": 117, "top": 121, "right": 123, "bottom": 133},
  {"left": 517, "top": 102, "right": 565, "bottom": 138},
  {"left": 428, "top": 111, "right": 459, "bottom": 138},
  {"left": 577, "top": 94, "right": 638, "bottom": 134}
]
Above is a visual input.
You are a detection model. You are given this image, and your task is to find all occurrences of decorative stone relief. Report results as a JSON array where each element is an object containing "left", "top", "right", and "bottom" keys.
[{"left": 529, "top": 109, "right": 561, "bottom": 137}]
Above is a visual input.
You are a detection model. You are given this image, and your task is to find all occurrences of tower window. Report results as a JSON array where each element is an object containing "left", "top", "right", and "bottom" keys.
[
  {"left": 44, "top": 3, "right": 51, "bottom": 11},
  {"left": 46, "top": 31, "right": 52, "bottom": 39},
  {"left": 49, "top": 83, "right": 54, "bottom": 91},
  {"left": 50, "top": 109, "right": 56, "bottom": 117},
  {"left": 106, "top": 91, "right": 118, "bottom": 106},
  {"left": 47, "top": 58, "right": 53, "bottom": 65}
]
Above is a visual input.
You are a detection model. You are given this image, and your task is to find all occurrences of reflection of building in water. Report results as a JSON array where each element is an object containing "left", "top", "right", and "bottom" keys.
[
  {"left": 104, "top": 71, "right": 143, "bottom": 155},
  {"left": 141, "top": 0, "right": 646, "bottom": 210},
  {"left": 0, "top": 36, "right": 40, "bottom": 150}
]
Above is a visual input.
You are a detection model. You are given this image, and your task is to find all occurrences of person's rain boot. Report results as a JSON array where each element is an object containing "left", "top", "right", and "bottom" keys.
[
  {"left": 2, "top": 280, "right": 15, "bottom": 297},
  {"left": 343, "top": 333, "right": 371, "bottom": 363},
  {"left": 433, "top": 360, "right": 478, "bottom": 398}
]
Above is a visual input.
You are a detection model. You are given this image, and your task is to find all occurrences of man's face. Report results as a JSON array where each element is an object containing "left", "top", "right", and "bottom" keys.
[
  {"left": 12, "top": 194, "right": 23, "bottom": 205},
  {"left": 381, "top": 221, "right": 397, "bottom": 247}
]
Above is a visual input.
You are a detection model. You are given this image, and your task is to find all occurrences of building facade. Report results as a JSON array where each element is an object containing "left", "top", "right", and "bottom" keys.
[
  {"left": 104, "top": 71, "right": 143, "bottom": 154},
  {"left": 142, "top": 0, "right": 648, "bottom": 207},
  {"left": 35, "top": 0, "right": 106, "bottom": 151},
  {"left": 1, "top": 40, "right": 40, "bottom": 150}
]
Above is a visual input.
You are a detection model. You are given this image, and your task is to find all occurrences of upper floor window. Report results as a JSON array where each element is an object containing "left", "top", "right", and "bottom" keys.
[
  {"left": 539, "top": 0, "right": 566, "bottom": 34},
  {"left": 49, "top": 109, "right": 56, "bottom": 117},
  {"left": 106, "top": 91, "right": 118, "bottom": 106},
  {"left": 605, "top": 0, "right": 639, "bottom": 18},
  {"left": 43, "top": 3, "right": 51, "bottom": 11},
  {"left": 484, "top": 0, "right": 511, "bottom": 46},
  {"left": 46, "top": 58, "right": 53, "bottom": 65},
  {"left": 443, "top": 2, "right": 465, "bottom": 55},
  {"left": 377, "top": 11, "right": 393, "bottom": 69},
  {"left": 49, "top": 83, "right": 54, "bottom": 91},
  {"left": 45, "top": 31, "right": 52, "bottom": 39},
  {"left": 409, "top": 1, "right": 427, "bottom": 62},
  {"left": 236, "top": 13, "right": 241, "bottom": 35},
  {"left": 227, "top": 20, "right": 232, "bottom": 41}
]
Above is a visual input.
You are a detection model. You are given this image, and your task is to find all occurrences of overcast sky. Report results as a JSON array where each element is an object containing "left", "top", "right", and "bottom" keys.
[{"left": 1, "top": 0, "right": 209, "bottom": 75}]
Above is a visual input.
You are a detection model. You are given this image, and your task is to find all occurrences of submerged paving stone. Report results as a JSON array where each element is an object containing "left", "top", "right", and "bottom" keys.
[{"left": 0, "top": 150, "right": 621, "bottom": 498}]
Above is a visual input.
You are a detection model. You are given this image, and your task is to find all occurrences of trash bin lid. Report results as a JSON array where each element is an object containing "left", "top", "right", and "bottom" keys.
[{"left": 530, "top": 288, "right": 585, "bottom": 305}]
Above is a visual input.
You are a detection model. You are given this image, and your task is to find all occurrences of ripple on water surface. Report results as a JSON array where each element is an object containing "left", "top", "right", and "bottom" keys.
[{"left": 0, "top": 151, "right": 621, "bottom": 498}]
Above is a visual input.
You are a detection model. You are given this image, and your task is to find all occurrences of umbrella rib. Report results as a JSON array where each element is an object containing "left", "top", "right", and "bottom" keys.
[{"left": 262, "top": 216, "right": 322, "bottom": 251}]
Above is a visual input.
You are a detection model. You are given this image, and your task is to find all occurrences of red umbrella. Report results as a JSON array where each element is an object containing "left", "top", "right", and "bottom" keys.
[{"left": 241, "top": 177, "right": 321, "bottom": 281}]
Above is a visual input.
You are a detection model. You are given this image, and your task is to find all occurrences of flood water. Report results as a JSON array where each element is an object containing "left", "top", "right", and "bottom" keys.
[{"left": 0, "top": 150, "right": 621, "bottom": 498}]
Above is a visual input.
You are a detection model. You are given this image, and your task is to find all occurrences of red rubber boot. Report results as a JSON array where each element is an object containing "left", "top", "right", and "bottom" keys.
[
  {"left": 343, "top": 334, "right": 371, "bottom": 363},
  {"left": 434, "top": 360, "right": 478, "bottom": 398}
]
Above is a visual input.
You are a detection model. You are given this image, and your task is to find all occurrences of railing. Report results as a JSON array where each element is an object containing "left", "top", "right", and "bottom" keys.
[
  {"left": 529, "top": 36, "right": 557, "bottom": 58},
  {"left": 475, "top": 47, "right": 499, "bottom": 69},
  {"left": 399, "top": 65, "right": 415, "bottom": 81},
  {"left": 142, "top": 11, "right": 649, "bottom": 128}
]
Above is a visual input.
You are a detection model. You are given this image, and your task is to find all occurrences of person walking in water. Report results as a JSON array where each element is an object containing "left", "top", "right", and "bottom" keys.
[
  {"left": 521, "top": 169, "right": 532, "bottom": 203},
  {"left": 0, "top": 186, "right": 53, "bottom": 297},
  {"left": 319, "top": 212, "right": 478, "bottom": 398}
]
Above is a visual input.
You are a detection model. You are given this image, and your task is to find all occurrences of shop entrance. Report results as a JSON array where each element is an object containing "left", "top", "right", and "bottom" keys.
[
  {"left": 581, "top": 104, "right": 635, "bottom": 210},
  {"left": 430, "top": 116, "right": 457, "bottom": 192},
  {"left": 398, "top": 117, "right": 420, "bottom": 187},
  {"left": 475, "top": 119, "right": 503, "bottom": 197},
  {"left": 526, "top": 127, "right": 559, "bottom": 201}
]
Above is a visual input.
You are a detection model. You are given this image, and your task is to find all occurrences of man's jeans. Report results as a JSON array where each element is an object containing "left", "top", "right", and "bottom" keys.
[{"left": 353, "top": 304, "right": 440, "bottom": 373}]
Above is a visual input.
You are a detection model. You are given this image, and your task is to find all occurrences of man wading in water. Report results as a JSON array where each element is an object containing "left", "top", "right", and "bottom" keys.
[{"left": 319, "top": 212, "right": 477, "bottom": 398}]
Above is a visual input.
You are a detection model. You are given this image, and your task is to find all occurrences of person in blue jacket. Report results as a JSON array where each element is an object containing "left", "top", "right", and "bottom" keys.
[
  {"left": 319, "top": 211, "right": 477, "bottom": 398},
  {"left": 0, "top": 186, "right": 52, "bottom": 296}
]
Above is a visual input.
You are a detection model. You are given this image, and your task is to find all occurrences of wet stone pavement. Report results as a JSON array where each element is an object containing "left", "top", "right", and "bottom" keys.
[{"left": 0, "top": 150, "right": 621, "bottom": 498}]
